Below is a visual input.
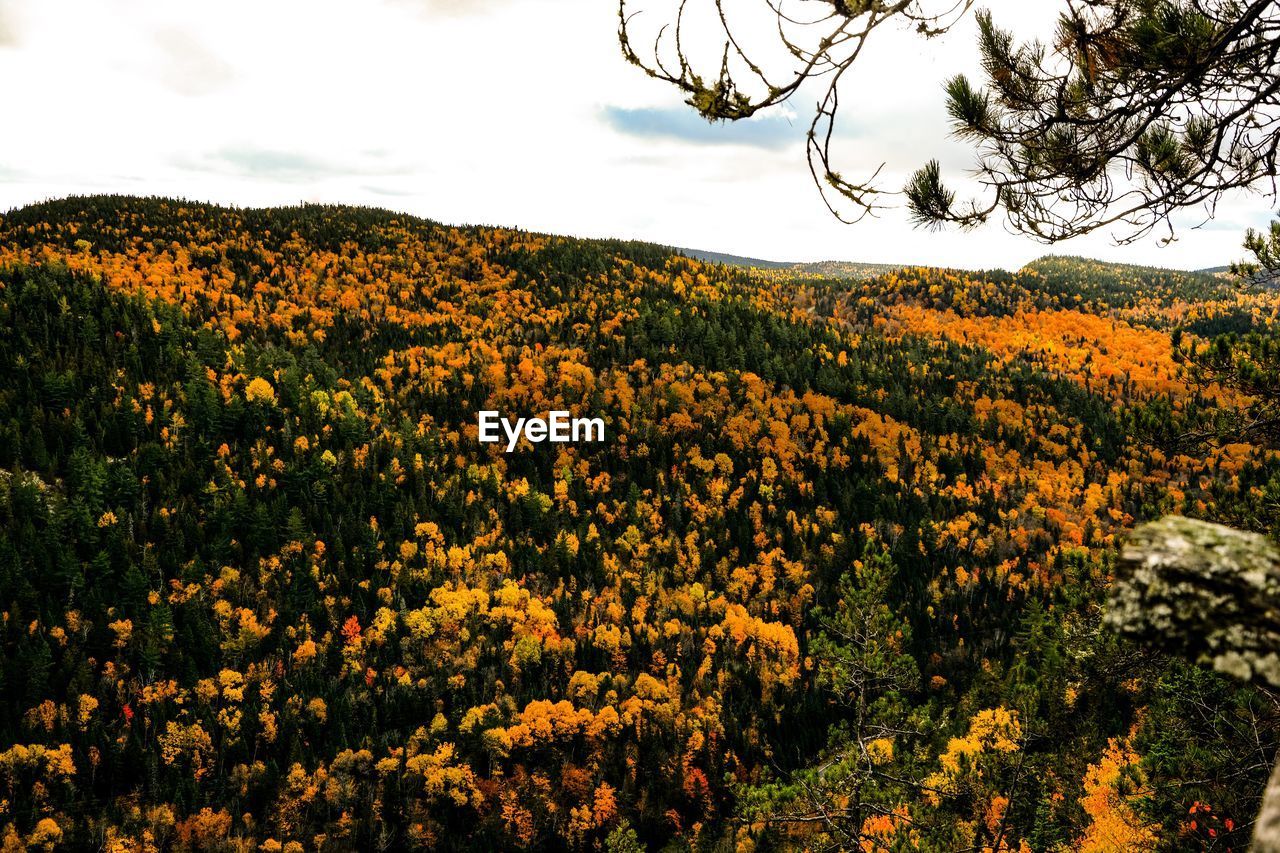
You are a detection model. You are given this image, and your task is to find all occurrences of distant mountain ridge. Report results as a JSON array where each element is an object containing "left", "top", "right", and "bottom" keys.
[
  {"left": 673, "top": 246, "right": 906, "bottom": 280},
  {"left": 675, "top": 246, "right": 1228, "bottom": 282},
  {"left": 671, "top": 246, "right": 798, "bottom": 269}
]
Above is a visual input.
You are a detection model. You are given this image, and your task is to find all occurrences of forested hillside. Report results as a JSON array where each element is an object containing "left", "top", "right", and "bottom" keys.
[{"left": 0, "top": 196, "right": 1278, "bottom": 851}]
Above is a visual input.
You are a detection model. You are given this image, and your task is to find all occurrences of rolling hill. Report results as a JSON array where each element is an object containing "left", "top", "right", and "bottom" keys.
[{"left": 0, "top": 196, "right": 1276, "bottom": 850}]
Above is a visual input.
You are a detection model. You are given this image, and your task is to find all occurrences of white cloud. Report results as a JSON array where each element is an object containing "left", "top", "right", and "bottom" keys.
[
  {"left": 152, "top": 27, "right": 235, "bottom": 96},
  {"left": 0, "top": 0, "right": 1271, "bottom": 270},
  {"left": 398, "top": 0, "right": 570, "bottom": 17},
  {"left": 0, "top": 0, "right": 20, "bottom": 47}
]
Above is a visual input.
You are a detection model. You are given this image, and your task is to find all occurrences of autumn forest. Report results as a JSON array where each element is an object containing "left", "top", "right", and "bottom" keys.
[{"left": 1, "top": 195, "right": 1279, "bottom": 851}]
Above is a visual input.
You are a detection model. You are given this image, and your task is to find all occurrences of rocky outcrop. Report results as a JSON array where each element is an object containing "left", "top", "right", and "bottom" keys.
[{"left": 1106, "top": 516, "right": 1280, "bottom": 852}]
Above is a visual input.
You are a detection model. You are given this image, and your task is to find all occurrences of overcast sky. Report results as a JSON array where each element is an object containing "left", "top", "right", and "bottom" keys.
[{"left": 0, "top": 0, "right": 1273, "bottom": 270}]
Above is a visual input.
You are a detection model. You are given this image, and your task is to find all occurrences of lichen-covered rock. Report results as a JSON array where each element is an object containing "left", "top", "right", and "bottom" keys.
[
  {"left": 1106, "top": 515, "right": 1280, "bottom": 852},
  {"left": 1105, "top": 515, "right": 1280, "bottom": 688}
]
